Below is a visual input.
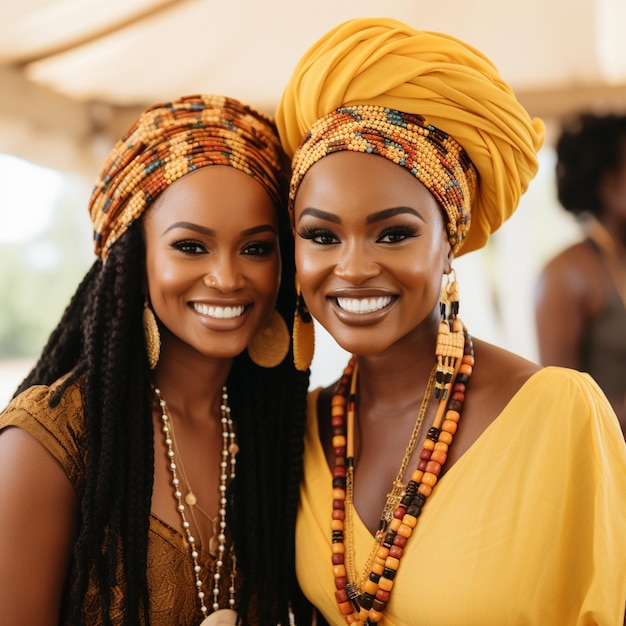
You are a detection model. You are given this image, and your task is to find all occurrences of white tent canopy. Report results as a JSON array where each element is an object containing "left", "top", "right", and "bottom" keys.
[
  {"left": 2, "top": 0, "right": 626, "bottom": 390},
  {"left": 2, "top": 0, "right": 626, "bottom": 178}
]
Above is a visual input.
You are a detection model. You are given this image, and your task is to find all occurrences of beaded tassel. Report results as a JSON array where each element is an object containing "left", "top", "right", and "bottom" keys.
[
  {"left": 330, "top": 331, "right": 475, "bottom": 625},
  {"left": 435, "top": 271, "right": 464, "bottom": 400}
]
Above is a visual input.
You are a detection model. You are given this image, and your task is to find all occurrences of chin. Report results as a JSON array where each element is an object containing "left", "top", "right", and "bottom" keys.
[{"left": 331, "top": 332, "right": 392, "bottom": 357}]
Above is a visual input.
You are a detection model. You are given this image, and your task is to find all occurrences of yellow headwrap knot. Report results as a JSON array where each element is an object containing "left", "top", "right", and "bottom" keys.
[{"left": 276, "top": 17, "right": 545, "bottom": 254}]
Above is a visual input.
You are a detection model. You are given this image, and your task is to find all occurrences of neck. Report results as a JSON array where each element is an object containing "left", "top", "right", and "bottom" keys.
[
  {"left": 153, "top": 340, "right": 232, "bottom": 423},
  {"left": 351, "top": 317, "right": 439, "bottom": 413}
]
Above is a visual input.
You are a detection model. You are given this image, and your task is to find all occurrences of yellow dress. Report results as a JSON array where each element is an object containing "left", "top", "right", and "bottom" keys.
[
  {"left": 296, "top": 367, "right": 626, "bottom": 625},
  {"left": 0, "top": 378, "right": 237, "bottom": 626}
]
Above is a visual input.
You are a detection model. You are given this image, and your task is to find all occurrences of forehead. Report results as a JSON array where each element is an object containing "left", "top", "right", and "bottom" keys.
[
  {"left": 145, "top": 166, "right": 277, "bottom": 227},
  {"left": 294, "top": 151, "right": 443, "bottom": 223}
]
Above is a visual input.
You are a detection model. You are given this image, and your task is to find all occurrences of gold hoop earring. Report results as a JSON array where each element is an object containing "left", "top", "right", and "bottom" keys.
[
  {"left": 143, "top": 299, "right": 161, "bottom": 370},
  {"left": 434, "top": 269, "right": 464, "bottom": 400},
  {"left": 247, "top": 309, "right": 290, "bottom": 368},
  {"left": 293, "top": 276, "right": 314, "bottom": 371}
]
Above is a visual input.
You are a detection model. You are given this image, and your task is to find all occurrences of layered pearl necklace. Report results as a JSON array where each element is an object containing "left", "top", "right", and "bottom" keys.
[{"left": 154, "top": 385, "right": 239, "bottom": 625}]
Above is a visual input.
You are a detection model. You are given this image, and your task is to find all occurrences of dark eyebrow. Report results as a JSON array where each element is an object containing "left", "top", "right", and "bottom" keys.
[
  {"left": 163, "top": 221, "right": 276, "bottom": 237},
  {"left": 297, "top": 208, "right": 341, "bottom": 224},
  {"left": 366, "top": 207, "right": 424, "bottom": 224},
  {"left": 163, "top": 221, "right": 214, "bottom": 236},
  {"left": 240, "top": 224, "right": 277, "bottom": 237},
  {"left": 297, "top": 206, "right": 424, "bottom": 225}
]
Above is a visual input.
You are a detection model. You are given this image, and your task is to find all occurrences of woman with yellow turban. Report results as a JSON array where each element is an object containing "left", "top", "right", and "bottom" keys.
[
  {"left": 277, "top": 18, "right": 626, "bottom": 625},
  {"left": 0, "top": 94, "right": 309, "bottom": 625}
]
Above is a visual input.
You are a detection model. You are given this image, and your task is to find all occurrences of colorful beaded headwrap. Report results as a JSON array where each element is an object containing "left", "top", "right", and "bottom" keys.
[
  {"left": 289, "top": 105, "right": 478, "bottom": 254},
  {"left": 276, "top": 17, "right": 545, "bottom": 255},
  {"left": 89, "top": 94, "right": 288, "bottom": 259}
]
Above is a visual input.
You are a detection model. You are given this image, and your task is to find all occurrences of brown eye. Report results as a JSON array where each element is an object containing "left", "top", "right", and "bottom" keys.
[
  {"left": 376, "top": 226, "right": 417, "bottom": 243},
  {"left": 171, "top": 239, "right": 207, "bottom": 254},
  {"left": 242, "top": 240, "right": 277, "bottom": 257},
  {"left": 297, "top": 227, "right": 339, "bottom": 245}
]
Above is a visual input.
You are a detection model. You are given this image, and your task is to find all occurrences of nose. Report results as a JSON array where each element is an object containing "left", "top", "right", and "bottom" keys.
[
  {"left": 203, "top": 255, "right": 245, "bottom": 292},
  {"left": 333, "top": 241, "right": 381, "bottom": 284}
]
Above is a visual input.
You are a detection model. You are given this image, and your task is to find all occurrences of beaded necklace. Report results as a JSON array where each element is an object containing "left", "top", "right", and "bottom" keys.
[
  {"left": 343, "top": 364, "right": 437, "bottom": 590},
  {"left": 154, "top": 386, "right": 239, "bottom": 625},
  {"left": 330, "top": 331, "right": 474, "bottom": 625}
]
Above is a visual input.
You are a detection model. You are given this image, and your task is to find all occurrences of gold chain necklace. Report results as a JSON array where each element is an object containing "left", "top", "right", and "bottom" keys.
[
  {"left": 154, "top": 386, "right": 239, "bottom": 625},
  {"left": 344, "top": 365, "right": 437, "bottom": 588},
  {"left": 165, "top": 410, "right": 221, "bottom": 556}
]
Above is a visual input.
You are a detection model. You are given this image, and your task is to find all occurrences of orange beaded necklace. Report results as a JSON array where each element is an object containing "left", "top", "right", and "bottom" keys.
[{"left": 329, "top": 326, "right": 474, "bottom": 625}]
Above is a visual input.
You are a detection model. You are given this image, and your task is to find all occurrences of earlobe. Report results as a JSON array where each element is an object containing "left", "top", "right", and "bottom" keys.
[{"left": 445, "top": 246, "right": 455, "bottom": 274}]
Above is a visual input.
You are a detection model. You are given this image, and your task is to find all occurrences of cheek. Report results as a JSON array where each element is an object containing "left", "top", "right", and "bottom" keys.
[
  {"left": 256, "top": 258, "right": 282, "bottom": 301},
  {"left": 294, "top": 242, "right": 325, "bottom": 294},
  {"left": 145, "top": 253, "right": 194, "bottom": 304}
]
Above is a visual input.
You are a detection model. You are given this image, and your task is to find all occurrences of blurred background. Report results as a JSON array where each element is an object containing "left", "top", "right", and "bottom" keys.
[{"left": 1, "top": 0, "right": 626, "bottom": 407}]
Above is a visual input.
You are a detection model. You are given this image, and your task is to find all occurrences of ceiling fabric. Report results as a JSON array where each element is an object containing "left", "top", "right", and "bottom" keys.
[{"left": 1, "top": 0, "right": 626, "bottom": 177}]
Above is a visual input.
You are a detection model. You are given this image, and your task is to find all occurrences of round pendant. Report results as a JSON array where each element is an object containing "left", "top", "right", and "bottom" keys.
[
  {"left": 200, "top": 608, "right": 238, "bottom": 625},
  {"left": 185, "top": 491, "right": 197, "bottom": 506}
]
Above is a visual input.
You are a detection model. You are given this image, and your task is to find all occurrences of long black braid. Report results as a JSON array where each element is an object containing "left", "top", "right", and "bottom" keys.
[
  {"left": 228, "top": 211, "right": 311, "bottom": 624},
  {"left": 15, "top": 212, "right": 311, "bottom": 625},
  {"left": 16, "top": 224, "right": 152, "bottom": 624}
]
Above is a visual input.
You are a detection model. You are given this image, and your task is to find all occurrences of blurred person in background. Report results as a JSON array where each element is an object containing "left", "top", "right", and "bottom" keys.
[{"left": 535, "top": 112, "right": 626, "bottom": 434}]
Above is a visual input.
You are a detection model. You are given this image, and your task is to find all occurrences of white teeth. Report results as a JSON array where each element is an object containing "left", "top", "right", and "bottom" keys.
[
  {"left": 193, "top": 303, "right": 245, "bottom": 319},
  {"left": 336, "top": 296, "right": 392, "bottom": 314}
]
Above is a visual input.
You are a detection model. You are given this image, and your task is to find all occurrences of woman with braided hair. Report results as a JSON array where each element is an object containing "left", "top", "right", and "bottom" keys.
[
  {"left": 276, "top": 18, "right": 626, "bottom": 625},
  {"left": 0, "top": 94, "right": 309, "bottom": 625}
]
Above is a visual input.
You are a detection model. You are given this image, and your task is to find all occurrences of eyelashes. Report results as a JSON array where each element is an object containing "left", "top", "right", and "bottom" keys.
[
  {"left": 170, "top": 238, "right": 207, "bottom": 254},
  {"left": 297, "top": 225, "right": 419, "bottom": 245},
  {"left": 241, "top": 240, "right": 277, "bottom": 257},
  {"left": 168, "top": 238, "right": 277, "bottom": 257},
  {"left": 376, "top": 226, "right": 418, "bottom": 243},
  {"left": 297, "top": 227, "right": 338, "bottom": 245}
]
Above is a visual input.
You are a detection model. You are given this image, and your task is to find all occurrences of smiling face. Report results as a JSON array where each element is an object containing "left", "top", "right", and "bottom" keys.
[
  {"left": 142, "top": 165, "right": 280, "bottom": 363},
  {"left": 294, "top": 151, "right": 452, "bottom": 356}
]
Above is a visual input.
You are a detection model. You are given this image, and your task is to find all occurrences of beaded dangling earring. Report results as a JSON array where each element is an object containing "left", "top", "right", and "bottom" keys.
[
  {"left": 293, "top": 276, "right": 314, "bottom": 371},
  {"left": 143, "top": 299, "right": 160, "bottom": 370},
  {"left": 247, "top": 309, "right": 290, "bottom": 368},
  {"left": 435, "top": 269, "right": 464, "bottom": 400}
]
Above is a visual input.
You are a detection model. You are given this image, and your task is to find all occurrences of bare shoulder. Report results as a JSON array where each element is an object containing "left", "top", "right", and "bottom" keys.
[
  {"left": 538, "top": 241, "right": 601, "bottom": 293},
  {"left": 457, "top": 339, "right": 538, "bottom": 442},
  {"left": 541, "top": 241, "right": 593, "bottom": 271},
  {"left": 0, "top": 427, "right": 78, "bottom": 623},
  {"left": 469, "top": 338, "right": 540, "bottom": 403}
]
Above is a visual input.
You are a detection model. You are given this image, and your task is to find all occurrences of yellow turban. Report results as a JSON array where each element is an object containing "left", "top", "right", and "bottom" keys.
[{"left": 276, "top": 17, "right": 545, "bottom": 255}]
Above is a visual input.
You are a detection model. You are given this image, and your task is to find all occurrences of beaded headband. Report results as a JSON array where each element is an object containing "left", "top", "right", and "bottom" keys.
[
  {"left": 89, "top": 94, "right": 288, "bottom": 259},
  {"left": 289, "top": 105, "right": 478, "bottom": 254}
]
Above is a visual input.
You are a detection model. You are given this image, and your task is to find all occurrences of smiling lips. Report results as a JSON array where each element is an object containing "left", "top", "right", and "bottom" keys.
[
  {"left": 335, "top": 295, "right": 393, "bottom": 314},
  {"left": 192, "top": 302, "right": 246, "bottom": 319},
  {"left": 192, "top": 297, "right": 393, "bottom": 319}
]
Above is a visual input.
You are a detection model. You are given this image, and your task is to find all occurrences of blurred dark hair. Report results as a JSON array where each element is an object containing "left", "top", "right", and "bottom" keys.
[{"left": 555, "top": 112, "right": 626, "bottom": 216}]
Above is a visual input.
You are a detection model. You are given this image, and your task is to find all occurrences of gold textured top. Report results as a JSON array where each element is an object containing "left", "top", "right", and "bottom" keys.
[{"left": 0, "top": 379, "right": 243, "bottom": 626}]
